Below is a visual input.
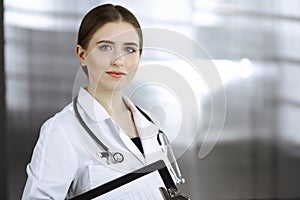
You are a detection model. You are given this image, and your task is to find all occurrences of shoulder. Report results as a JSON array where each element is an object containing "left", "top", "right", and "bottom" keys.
[
  {"left": 37, "top": 103, "right": 78, "bottom": 159},
  {"left": 37, "top": 102, "right": 81, "bottom": 155},
  {"left": 31, "top": 103, "right": 78, "bottom": 175},
  {"left": 45, "top": 102, "right": 74, "bottom": 124},
  {"left": 23, "top": 104, "right": 79, "bottom": 198},
  {"left": 40, "top": 103, "right": 76, "bottom": 134}
]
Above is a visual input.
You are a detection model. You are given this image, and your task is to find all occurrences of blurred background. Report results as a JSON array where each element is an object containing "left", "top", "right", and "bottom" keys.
[{"left": 1, "top": 0, "right": 300, "bottom": 199}]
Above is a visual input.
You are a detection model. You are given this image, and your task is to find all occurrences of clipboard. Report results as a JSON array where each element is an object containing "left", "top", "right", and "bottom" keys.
[{"left": 70, "top": 160, "right": 189, "bottom": 200}]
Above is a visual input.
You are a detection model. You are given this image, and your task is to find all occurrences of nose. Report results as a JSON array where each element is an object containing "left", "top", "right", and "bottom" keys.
[{"left": 112, "top": 53, "right": 125, "bottom": 67}]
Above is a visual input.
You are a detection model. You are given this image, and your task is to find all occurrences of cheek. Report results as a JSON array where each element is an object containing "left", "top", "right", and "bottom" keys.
[
  {"left": 126, "top": 55, "right": 140, "bottom": 71},
  {"left": 87, "top": 56, "right": 110, "bottom": 75}
]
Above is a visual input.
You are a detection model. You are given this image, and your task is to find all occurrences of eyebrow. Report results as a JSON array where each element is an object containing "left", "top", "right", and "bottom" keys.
[{"left": 96, "top": 40, "right": 138, "bottom": 47}]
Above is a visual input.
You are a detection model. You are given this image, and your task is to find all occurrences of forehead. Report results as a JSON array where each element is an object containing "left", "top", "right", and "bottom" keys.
[{"left": 90, "top": 22, "right": 140, "bottom": 45}]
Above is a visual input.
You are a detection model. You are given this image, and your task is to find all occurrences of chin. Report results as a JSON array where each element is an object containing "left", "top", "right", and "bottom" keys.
[{"left": 98, "top": 81, "right": 130, "bottom": 92}]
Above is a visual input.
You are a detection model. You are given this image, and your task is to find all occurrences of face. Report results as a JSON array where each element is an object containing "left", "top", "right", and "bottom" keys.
[{"left": 76, "top": 22, "right": 141, "bottom": 93}]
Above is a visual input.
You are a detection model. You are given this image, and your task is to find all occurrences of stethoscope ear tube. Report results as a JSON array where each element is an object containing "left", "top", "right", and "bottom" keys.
[
  {"left": 136, "top": 105, "right": 185, "bottom": 184},
  {"left": 158, "top": 130, "right": 185, "bottom": 185}
]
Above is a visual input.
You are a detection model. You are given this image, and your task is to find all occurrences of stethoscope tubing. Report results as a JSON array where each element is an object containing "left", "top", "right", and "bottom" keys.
[
  {"left": 73, "top": 96, "right": 110, "bottom": 152},
  {"left": 73, "top": 95, "right": 185, "bottom": 184}
]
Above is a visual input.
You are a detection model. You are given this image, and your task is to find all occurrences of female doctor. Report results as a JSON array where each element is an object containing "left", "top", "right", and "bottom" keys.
[{"left": 22, "top": 4, "right": 173, "bottom": 199}]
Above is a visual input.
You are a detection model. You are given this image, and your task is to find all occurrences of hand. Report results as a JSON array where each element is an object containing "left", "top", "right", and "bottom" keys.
[{"left": 159, "top": 187, "right": 191, "bottom": 200}]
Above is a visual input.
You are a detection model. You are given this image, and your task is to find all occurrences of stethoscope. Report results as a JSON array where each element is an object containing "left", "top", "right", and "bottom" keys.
[{"left": 73, "top": 95, "right": 185, "bottom": 184}]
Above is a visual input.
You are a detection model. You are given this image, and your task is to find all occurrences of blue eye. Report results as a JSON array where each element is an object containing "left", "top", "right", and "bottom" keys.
[
  {"left": 124, "top": 47, "right": 137, "bottom": 53},
  {"left": 99, "top": 45, "right": 112, "bottom": 51}
]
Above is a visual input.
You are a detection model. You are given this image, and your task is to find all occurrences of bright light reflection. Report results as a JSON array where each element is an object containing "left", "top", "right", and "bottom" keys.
[
  {"left": 240, "top": 58, "right": 253, "bottom": 78},
  {"left": 140, "top": 59, "right": 254, "bottom": 97},
  {"left": 213, "top": 59, "right": 254, "bottom": 85}
]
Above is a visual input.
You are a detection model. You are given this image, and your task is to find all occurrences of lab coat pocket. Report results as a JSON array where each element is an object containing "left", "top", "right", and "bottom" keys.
[{"left": 88, "top": 164, "right": 124, "bottom": 189}]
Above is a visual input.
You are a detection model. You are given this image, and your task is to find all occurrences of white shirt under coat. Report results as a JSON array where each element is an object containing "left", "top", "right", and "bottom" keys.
[{"left": 22, "top": 87, "right": 168, "bottom": 199}]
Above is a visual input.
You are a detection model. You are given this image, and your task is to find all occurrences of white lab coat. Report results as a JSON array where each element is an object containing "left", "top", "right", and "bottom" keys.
[{"left": 22, "top": 87, "right": 168, "bottom": 199}]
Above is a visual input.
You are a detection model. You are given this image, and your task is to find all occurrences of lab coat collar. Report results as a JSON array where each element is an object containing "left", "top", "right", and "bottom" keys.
[
  {"left": 122, "top": 96, "right": 153, "bottom": 129},
  {"left": 77, "top": 87, "right": 110, "bottom": 122},
  {"left": 77, "top": 87, "right": 161, "bottom": 165},
  {"left": 123, "top": 96, "right": 159, "bottom": 138},
  {"left": 123, "top": 96, "right": 161, "bottom": 165},
  {"left": 77, "top": 87, "right": 156, "bottom": 128}
]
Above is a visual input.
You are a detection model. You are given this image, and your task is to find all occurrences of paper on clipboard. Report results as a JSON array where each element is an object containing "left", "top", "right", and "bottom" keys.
[
  {"left": 70, "top": 160, "right": 179, "bottom": 200},
  {"left": 94, "top": 170, "right": 165, "bottom": 200}
]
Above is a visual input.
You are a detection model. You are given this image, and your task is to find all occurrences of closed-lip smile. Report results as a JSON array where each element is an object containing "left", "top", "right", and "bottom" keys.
[{"left": 106, "top": 71, "right": 126, "bottom": 78}]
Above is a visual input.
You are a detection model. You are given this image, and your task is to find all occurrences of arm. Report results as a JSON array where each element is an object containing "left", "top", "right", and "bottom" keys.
[{"left": 22, "top": 117, "right": 78, "bottom": 200}]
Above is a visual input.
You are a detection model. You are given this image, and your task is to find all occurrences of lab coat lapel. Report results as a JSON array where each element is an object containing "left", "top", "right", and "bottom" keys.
[
  {"left": 115, "top": 96, "right": 164, "bottom": 166},
  {"left": 117, "top": 126, "right": 146, "bottom": 165},
  {"left": 137, "top": 123, "right": 163, "bottom": 164},
  {"left": 117, "top": 123, "right": 161, "bottom": 166}
]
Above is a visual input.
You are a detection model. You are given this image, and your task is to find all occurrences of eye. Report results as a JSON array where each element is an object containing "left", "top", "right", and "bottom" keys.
[
  {"left": 123, "top": 46, "right": 137, "bottom": 53},
  {"left": 99, "top": 44, "right": 112, "bottom": 51}
]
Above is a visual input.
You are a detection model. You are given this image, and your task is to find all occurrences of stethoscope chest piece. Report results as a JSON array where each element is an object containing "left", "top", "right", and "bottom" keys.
[
  {"left": 74, "top": 95, "right": 185, "bottom": 184},
  {"left": 98, "top": 151, "right": 124, "bottom": 164},
  {"left": 112, "top": 152, "right": 124, "bottom": 163},
  {"left": 74, "top": 95, "right": 125, "bottom": 165}
]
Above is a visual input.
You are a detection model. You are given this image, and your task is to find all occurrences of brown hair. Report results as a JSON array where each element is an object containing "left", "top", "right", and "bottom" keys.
[{"left": 77, "top": 4, "right": 143, "bottom": 55}]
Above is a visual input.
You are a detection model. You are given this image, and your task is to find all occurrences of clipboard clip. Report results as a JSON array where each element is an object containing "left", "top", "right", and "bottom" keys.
[{"left": 159, "top": 187, "right": 191, "bottom": 200}]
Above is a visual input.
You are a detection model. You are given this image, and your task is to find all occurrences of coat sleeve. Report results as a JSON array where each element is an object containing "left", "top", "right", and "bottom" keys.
[{"left": 22, "top": 117, "right": 78, "bottom": 200}]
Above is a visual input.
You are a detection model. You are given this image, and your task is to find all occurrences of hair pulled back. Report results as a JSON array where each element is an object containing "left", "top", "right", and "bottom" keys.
[{"left": 77, "top": 4, "right": 143, "bottom": 55}]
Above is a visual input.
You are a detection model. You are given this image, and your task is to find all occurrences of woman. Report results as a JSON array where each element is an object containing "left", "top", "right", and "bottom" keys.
[{"left": 22, "top": 4, "right": 168, "bottom": 199}]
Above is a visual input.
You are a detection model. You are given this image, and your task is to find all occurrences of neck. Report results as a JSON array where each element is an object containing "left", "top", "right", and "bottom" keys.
[{"left": 87, "top": 85, "right": 127, "bottom": 117}]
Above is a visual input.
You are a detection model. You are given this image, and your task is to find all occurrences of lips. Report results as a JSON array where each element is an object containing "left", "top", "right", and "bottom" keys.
[{"left": 106, "top": 71, "right": 126, "bottom": 78}]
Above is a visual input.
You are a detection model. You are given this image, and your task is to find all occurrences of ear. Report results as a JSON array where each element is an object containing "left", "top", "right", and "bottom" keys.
[{"left": 75, "top": 45, "right": 87, "bottom": 66}]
